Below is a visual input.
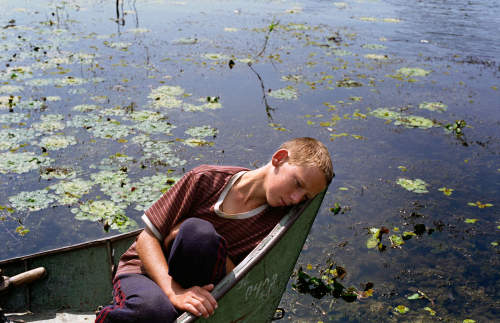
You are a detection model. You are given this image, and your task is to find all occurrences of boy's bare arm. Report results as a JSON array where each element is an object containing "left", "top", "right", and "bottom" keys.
[{"left": 136, "top": 228, "right": 218, "bottom": 318}]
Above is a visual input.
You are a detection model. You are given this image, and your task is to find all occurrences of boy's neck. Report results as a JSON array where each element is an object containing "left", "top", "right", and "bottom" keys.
[{"left": 231, "top": 165, "right": 269, "bottom": 208}]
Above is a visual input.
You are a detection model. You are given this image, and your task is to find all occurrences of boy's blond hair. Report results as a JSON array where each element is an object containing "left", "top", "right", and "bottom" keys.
[{"left": 279, "top": 137, "right": 334, "bottom": 184}]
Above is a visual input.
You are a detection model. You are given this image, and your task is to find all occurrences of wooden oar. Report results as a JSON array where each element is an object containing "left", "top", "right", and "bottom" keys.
[{"left": 0, "top": 267, "right": 46, "bottom": 293}]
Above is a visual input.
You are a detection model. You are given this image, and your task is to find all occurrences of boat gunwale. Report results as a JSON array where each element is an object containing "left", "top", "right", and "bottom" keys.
[
  {"left": 176, "top": 193, "right": 321, "bottom": 322},
  {"left": 0, "top": 229, "right": 143, "bottom": 266}
]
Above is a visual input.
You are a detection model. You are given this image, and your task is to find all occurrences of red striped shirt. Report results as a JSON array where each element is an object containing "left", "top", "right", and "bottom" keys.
[{"left": 115, "top": 165, "right": 287, "bottom": 277}]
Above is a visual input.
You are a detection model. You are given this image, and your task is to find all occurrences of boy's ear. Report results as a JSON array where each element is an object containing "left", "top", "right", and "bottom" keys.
[{"left": 271, "top": 149, "right": 289, "bottom": 166}]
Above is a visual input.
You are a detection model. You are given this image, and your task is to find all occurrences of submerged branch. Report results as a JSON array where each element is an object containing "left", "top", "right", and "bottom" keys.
[
  {"left": 256, "top": 19, "right": 279, "bottom": 57},
  {"left": 247, "top": 62, "right": 274, "bottom": 120}
]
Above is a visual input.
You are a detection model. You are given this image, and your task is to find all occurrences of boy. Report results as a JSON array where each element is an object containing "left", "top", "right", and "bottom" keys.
[{"left": 96, "top": 137, "right": 333, "bottom": 323}]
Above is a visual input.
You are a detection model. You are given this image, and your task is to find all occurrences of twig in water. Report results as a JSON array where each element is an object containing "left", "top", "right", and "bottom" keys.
[{"left": 256, "top": 19, "right": 279, "bottom": 57}]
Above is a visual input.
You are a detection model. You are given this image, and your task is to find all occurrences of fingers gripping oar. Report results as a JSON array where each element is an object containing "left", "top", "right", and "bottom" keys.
[{"left": 0, "top": 267, "right": 46, "bottom": 293}]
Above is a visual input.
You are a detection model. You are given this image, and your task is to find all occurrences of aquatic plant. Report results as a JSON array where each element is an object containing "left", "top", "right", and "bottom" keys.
[
  {"left": 38, "top": 135, "right": 77, "bottom": 150},
  {"left": 32, "top": 120, "right": 65, "bottom": 133},
  {"left": 0, "top": 152, "right": 53, "bottom": 174},
  {"left": 419, "top": 101, "right": 447, "bottom": 112},
  {"left": 269, "top": 87, "right": 298, "bottom": 100},
  {"left": 49, "top": 178, "right": 94, "bottom": 205},
  {"left": 185, "top": 125, "right": 218, "bottom": 138},
  {"left": 71, "top": 199, "right": 136, "bottom": 232},
  {"left": 396, "top": 178, "right": 429, "bottom": 193},
  {"left": 9, "top": 189, "right": 56, "bottom": 212},
  {"left": 148, "top": 85, "right": 185, "bottom": 109},
  {"left": 39, "top": 166, "right": 76, "bottom": 180},
  {"left": 0, "top": 128, "right": 38, "bottom": 150}
]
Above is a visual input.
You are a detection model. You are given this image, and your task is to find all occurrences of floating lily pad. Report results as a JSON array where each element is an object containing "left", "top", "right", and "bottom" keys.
[
  {"left": 0, "top": 95, "right": 20, "bottom": 109},
  {"left": 72, "top": 199, "right": 136, "bottom": 232},
  {"left": 419, "top": 101, "right": 447, "bottom": 112},
  {"left": 38, "top": 135, "right": 77, "bottom": 150},
  {"left": 371, "top": 108, "right": 434, "bottom": 129},
  {"left": 336, "top": 78, "right": 363, "bottom": 88},
  {"left": 148, "top": 85, "right": 185, "bottom": 109},
  {"left": 366, "top": 228, "right": 381, "bottom": 249},
  {"left": 33, "top": 120, "right": 65, "bottom": 133},
  {"left": 438, "top": 187, "right": 454, "bottom": 196},
  {"left": 397, "top": 178, "right": 429, "bottom": 193},
  {"left": 73, "top": 104, "right": 102, "bottom": 112},
  {"left": 89, "top": 120, "right": 132, "bottom": 139},
  {"left": 127, "top": 28, "right": 150, "bottom": 34},
  {"left": 0, "top": 152, "right": 53, "bottom": 174},
  {"left": 390, "top": 234, "right": 404, "bottom": 247},
  {"left": 202, "top": 53, "right": 231, "bottom": 61},
  {"left": 467, "top": 201, "right": 493, "bottom": 208},
  {"left": 394, "top": 305, "right": 409, "bottom": 314},
  {"left": 173, "top": 38, "right": 198, "bottom": 45},
  {"left": 0, "top": 128, "right": 38, "bottom": 150},
  {"left": 49, "top": 178, "right": 94, "bottom": 205},
  {"left": 281, "top": 74, "right": 304, "bottom": 82},
  {"left": 0, "top": 113, "right": 27, "bottom": 123},
  {"left": 0, "top": 85, "right": 24, "bottom": 94},
  {"left": 331, "top": 49, "right": 353, "bottom": 56},
  {"left": 269, "top": 87, "right": 298, "bottom": 100},
  {"left": 9, "top": 189, "right": 56, "bottom": 212},
  {"left": 185, "top": 125, "right": 218, "bottom": 138},
  {"left": 40, "top": 166, "right": 76, "bottom": 180},
  {"left": 394, "top": 115, "right": 434, "bottom": 129},
  {"left": 424, "top": 307, "right": 436, "bottom": 315},
  {"left": 362, "top": 44, "right": 387, "bottom": 50},
  {"left": 407, "top": 293, "right": 421, "bottom": 300},
  {"left": 396, "top": 67, "right": 431, "bottom": 77},
  {"left": 365, "top": 54, "right": 388, "bottom": 60},
  {"left": 183, "top": 101, "right": 222, "bottom": 112},
  {"left": 134, "top": 120, "right": 176, "bottom": 134}
]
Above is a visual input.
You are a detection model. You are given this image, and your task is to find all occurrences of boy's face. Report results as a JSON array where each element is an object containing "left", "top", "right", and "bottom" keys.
[{"left": 266, "top": 151, "right": 327, "bottom": 207}]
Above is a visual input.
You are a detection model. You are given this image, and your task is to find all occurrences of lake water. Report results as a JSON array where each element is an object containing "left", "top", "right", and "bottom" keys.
[{"left": 0, "top": 0, "right": 498, "bottom": 321}]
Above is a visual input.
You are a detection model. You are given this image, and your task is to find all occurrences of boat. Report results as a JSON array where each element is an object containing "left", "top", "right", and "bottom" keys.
[{"left": 0, "top": 190, "right": 326, "bottom": 323}]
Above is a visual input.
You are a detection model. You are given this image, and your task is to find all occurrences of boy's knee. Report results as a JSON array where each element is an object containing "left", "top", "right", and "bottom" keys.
[{"left": 179, "top": 218, "right": 221, "bottom": 248}]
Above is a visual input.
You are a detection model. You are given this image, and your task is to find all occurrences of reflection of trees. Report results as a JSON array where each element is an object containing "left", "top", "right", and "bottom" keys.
[
  {"left": 115, "top": 0, "right": 125, "bottom": 27},
  {"left": 115, "top": 0, "right": 140, "bottom": 32},
  {"left": 247, "top": 62, "right": 275, "bottom": 121}
]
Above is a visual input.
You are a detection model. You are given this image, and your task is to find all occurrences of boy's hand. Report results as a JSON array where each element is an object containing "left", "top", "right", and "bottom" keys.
[{"left": 170, "top": 283, "right": 218, "bottom": 318}]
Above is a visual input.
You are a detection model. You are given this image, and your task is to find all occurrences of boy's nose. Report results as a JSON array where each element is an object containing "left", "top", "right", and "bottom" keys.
[{"left": 291, "top": 191, "right": 306, "bottom": 204}]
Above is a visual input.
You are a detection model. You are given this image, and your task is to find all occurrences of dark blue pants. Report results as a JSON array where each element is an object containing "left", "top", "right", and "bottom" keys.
[{"left": 95, "top": 218, "right": 227, "bottom": 323}]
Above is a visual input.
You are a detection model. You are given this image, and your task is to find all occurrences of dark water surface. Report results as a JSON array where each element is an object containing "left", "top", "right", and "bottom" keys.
[{"left": 0, "top": 0, "right": 498, "bottom": 321}]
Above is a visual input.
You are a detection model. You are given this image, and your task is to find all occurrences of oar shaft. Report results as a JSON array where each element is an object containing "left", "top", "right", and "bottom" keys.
[{"left": 9, "top": 267, "right": 46, "bottom": 287}]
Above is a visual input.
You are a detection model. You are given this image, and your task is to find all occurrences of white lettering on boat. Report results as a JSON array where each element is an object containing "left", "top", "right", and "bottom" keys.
[{"left": 237, "top": 273, "right": 279, "bottom": 301}]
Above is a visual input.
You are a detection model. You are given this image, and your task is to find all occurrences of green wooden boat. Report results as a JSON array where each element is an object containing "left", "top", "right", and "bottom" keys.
[{"left": 1, "top": 190, "right": 326, "bottom": 323}]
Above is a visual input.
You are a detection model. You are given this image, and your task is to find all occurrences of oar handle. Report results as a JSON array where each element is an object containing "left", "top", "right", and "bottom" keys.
[{"left": 9, "top": 267, "right": 46, "bottom": 287}]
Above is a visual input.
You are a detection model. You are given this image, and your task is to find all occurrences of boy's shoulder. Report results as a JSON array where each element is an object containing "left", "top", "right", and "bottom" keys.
[{"left": 190, "top": 164, "right": 250, "bottom": 177}]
